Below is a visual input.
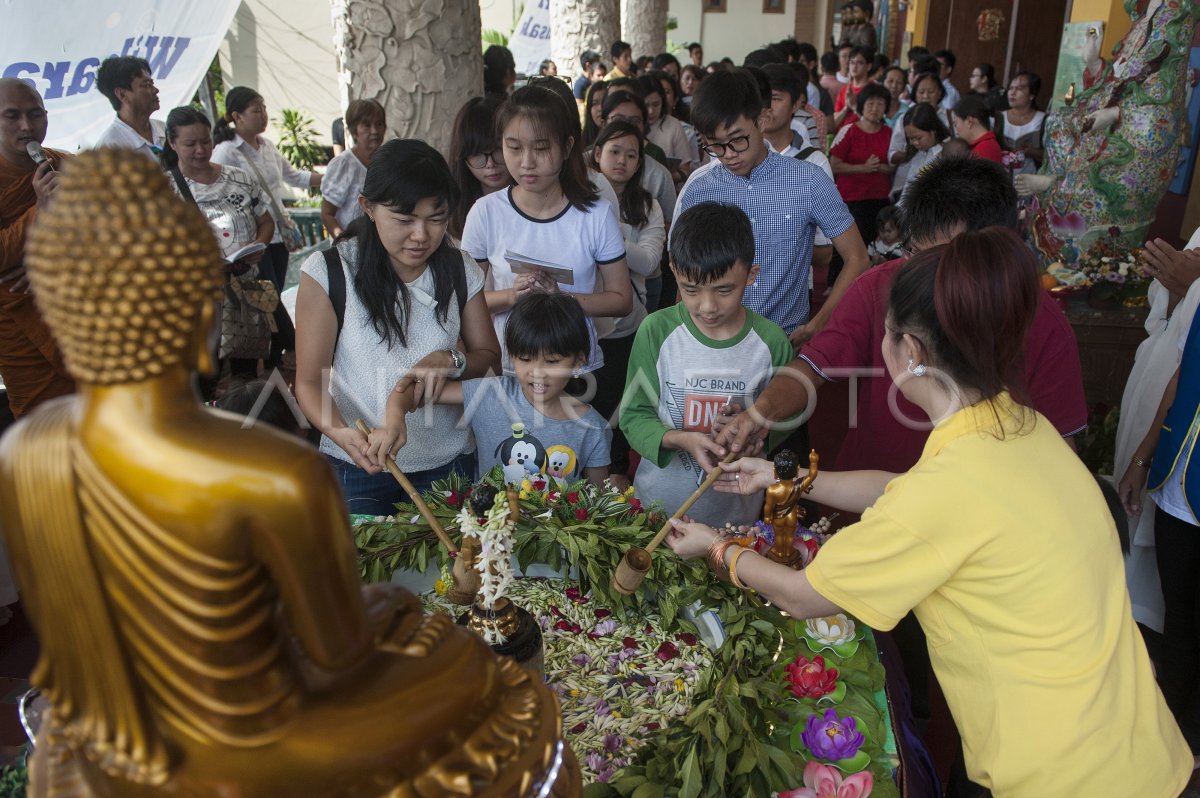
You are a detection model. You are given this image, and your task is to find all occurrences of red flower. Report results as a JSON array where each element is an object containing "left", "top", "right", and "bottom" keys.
[
  {"left": 798, "top": 536, "right": 821, "bottom": 567},
  {"left": 548, "top": 491, "right": 560, "bottom": 502},
  {"left": 554, "top": 620, "right": 573, "bottom": 632},
  {"left": 629, "top": 497, "right": 643, "bottom": 512},
  {"left": 644, "top": 623, "right": 654, "bottom": 634},
  {"left": 784, "top": 654, "right": 839, "bottom": 699},
  {"left": 594, "top": 609, "right": 612, "bottom": 619},
  {"left": 574, "top": 508, "right": 589, "bottom": 521},
  {"left": 655, "top": 641, "right": 680, "bottom": 662},
  {"left": 676, "top": 632, "right": 699, "bottom": 646},
  {"left": 532, "top": 477, "right": 547, "bottom": 491},
  {"left": 622, "top": 636, "right": 638, "bottom": 650},
  {"left": 564, "top": 586, "right": 588, "bottom": 604},
  {"left": 446, "top": 490, "right": 462, "bottom": 507},
  {"left": 644, "top": 721, "right": 661, "bottom": 731},
  {"left": 570, "top": 722, "right": 587, "bottom": 734},
  {"left": 566, "top": 491, "right": 581, "bottom": 504}
]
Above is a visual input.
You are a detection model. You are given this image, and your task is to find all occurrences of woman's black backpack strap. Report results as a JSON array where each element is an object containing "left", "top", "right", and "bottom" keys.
[{"left": 322, "top": 246, "right": 346, "bottom": 353}]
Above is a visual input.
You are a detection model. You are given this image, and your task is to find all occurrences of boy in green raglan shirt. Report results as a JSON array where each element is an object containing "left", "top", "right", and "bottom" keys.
[{"left": 621, "top": 202, "right": 796, "bottom": 525}]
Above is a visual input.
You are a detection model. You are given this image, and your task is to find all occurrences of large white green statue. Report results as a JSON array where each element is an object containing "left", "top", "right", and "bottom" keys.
[{"left": 1017, "top": 0, "right": 1197, "bottom": 262}]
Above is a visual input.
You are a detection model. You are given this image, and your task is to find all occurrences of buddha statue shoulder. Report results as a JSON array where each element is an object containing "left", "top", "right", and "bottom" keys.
[{"left": 0, "top": 148, "right": 578, "bottom": 798}]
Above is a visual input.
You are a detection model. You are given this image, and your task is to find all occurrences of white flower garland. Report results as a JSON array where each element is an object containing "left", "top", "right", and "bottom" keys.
[{"left": 456, "top": 495, "right": 516, "bottom": 644}]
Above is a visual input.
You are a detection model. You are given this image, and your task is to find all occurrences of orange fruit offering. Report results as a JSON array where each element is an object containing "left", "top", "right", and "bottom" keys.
[{"left": 1040, "top": 273, "right": 1059, "bottom": 290}]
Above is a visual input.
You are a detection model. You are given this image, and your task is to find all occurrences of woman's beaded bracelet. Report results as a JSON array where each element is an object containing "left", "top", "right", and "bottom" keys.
[{"left": 1131, "top": 454, "right": 1150, "bottom": 470}]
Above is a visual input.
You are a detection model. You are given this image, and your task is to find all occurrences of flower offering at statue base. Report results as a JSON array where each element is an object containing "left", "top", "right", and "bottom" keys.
[
  {"left": 721, "top": 519, "right": 828, "bottom": 568},
  {"left": 1045, "top": 229, "right": 1151, "bottom": 308}
]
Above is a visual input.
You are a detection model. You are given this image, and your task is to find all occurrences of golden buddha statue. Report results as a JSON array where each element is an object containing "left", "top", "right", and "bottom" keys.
[
  {"left": 0, "top": 148, "right": 578, "bottom": 797},
  {"left": 762, "top": 449, "right": 819, "bottom": 566}
]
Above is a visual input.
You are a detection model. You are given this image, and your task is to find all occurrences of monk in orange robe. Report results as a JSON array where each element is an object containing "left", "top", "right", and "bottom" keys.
[{"left": 0, "top": 78, "right": 73, "bottom": 418}]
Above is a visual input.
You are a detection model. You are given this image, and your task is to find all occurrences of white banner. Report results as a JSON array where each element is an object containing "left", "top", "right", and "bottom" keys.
[
  {"left": 508, "top": 0, "right": 552, "bottom": 78},
  {"left": 2, "top": 0, "right": 243, "bottom": 151}
]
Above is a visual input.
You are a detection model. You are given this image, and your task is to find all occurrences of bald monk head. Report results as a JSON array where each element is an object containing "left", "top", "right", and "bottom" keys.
[{"left": 0, "top": 78, "right": 48, "bottom": 169}]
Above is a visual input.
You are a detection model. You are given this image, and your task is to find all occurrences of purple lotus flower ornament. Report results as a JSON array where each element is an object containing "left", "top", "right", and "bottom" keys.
[{"left": 801, "top": 709, "right": 866, "bottom": 762}]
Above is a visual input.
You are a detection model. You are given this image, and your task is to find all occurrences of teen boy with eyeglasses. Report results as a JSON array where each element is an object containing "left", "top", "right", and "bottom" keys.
[{"left": 674, "top": 69, "right": 868, "bottom": 351}]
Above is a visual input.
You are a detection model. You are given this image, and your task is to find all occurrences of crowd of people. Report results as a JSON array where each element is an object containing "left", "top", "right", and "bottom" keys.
[{"left": 0, "top": 17, "right": 1197, "bottom": 798}]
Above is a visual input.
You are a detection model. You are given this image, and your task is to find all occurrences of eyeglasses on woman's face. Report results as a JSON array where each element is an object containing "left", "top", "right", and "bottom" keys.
[
  {"left": 702, "top": 133, "right": 751, "bottom": 158},
  {"left": 466, "top": 150, "right": 502, "bottom": 169}
]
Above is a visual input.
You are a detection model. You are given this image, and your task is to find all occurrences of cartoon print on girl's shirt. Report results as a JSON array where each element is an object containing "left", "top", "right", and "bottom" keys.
[{"left": 494, "top": 423, "right": 582, "bottom": 486}]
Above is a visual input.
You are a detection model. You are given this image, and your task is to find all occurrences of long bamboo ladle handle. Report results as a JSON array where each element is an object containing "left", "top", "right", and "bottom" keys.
[
  {"left": 643, "top": 451, "right": 739, "bottom": 554},
  {"left": 355, "top": 419, "right": 457, "bottom": 555}
]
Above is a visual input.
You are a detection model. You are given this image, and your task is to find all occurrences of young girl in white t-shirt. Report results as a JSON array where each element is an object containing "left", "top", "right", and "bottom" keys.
[
  {"left": 896, "top": 102, "right": 950, "bottom": 206},
  {"left": 462, "top": 86, "right": 633, "bottom": 375}
]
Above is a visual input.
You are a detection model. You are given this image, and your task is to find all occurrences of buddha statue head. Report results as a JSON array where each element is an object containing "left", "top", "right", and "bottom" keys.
[
  {"left": 25, "top": 147, "right": 223, "bottom": 385},
  {"left": 773, "top": 449, "right": 799, "bottom": 481}
]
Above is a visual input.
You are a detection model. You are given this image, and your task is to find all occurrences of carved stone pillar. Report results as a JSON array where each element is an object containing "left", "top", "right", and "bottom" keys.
[
  {"left": 621, "top": 0, "right": 666, "bottom": 61},
  {"left": 330, "top": 0, "right": 482, "bottom": 151},
  {"left": 551, "top": 0, "right": 620, "bottom": 81}
]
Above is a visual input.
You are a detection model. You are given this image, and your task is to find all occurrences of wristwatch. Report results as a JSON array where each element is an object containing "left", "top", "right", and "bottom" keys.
[{"left": 446, "top": 348, "right": 466, "bottom": 378}]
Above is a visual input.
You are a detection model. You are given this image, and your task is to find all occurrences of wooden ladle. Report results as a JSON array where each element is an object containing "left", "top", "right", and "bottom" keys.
[{"left": 611, "top": 451, "right": 738, "bottom": 595}]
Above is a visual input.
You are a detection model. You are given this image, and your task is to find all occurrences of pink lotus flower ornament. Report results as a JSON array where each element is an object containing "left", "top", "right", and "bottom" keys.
[{"left": 779, "top": 761, "right": 874, "bottom": 798}]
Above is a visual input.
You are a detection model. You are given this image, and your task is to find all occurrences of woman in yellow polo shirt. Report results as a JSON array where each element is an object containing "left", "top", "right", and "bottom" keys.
[{"left": 666, "top": 227, "right": 1193, "bottom": 797}]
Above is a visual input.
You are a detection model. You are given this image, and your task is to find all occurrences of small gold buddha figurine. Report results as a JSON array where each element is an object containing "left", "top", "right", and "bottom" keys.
[
  {"left": 449, "top": 484, "right": 521, "bottom": 605},
  {"left": 763, "top": 449, "right": 820, "bottom": 566},
  {"left": 455, "top": 484, "right": 545, "bottom": 676},
  {"left": 0, "top": 149, "right": 578, "bottom": 797},
  {"left": 447, "top": 535, "right": 482, "bottom": 605}
]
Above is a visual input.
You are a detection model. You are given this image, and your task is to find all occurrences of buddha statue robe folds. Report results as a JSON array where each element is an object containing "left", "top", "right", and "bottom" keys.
[{"left": 0, "top": 147, "right": 580, "bottom": 798}]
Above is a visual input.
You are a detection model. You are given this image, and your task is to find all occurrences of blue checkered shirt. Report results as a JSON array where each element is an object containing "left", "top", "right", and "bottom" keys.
[{"left": 674, "top": 149, "right": 854, "bottom": 333}]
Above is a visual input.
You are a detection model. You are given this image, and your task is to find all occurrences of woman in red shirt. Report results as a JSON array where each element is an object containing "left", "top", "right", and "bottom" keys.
[
  {"left": 952, "top": 94, "right": 1004, "bottom": 163},
  {"left": 833, "top": 46, "right": 875, "bottom": 129},
  {"left": 829, "top": 83, "right": 894, "bottom": 284}
]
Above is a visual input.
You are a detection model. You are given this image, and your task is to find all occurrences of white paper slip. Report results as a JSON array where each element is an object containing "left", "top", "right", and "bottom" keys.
[{"left": 504, "top": 250, "right": 576, "bottom": 286}]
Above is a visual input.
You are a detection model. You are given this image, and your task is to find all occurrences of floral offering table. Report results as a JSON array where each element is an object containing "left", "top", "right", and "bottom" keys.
[
  {"left": 355, "top": 470, "right": 902, "bottom": 798},
  {"left": 1044, "top": 235, "right": 1152, "bottom": 410}
]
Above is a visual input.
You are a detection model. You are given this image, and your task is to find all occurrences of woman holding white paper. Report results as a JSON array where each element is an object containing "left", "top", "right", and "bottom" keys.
[
  {"left": 161, "top": 106, "right": 273, "bottom": 389},
  {"left": 462, "top": 86, "right": 632, "bottom": 374}
]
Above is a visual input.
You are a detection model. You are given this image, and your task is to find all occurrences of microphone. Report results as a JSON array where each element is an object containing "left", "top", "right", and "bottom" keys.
[{"left": 26, "top": 141, "right": 53, "bottom": 170}]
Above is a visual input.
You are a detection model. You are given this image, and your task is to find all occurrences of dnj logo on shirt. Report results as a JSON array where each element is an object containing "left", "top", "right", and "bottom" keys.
[{"left": 683, "top": 395, "right": 725, "bottom": 433}]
